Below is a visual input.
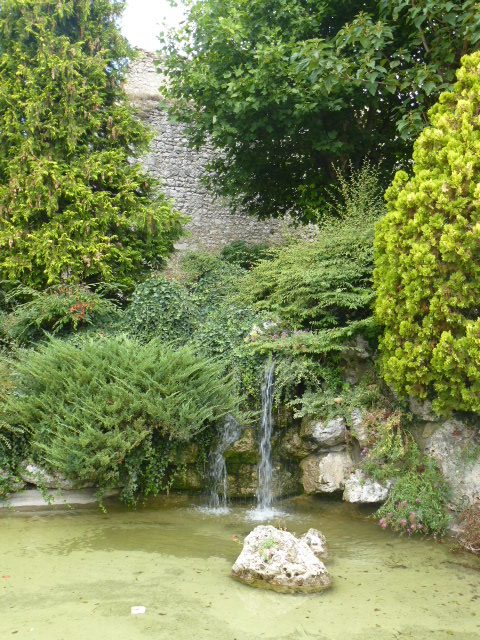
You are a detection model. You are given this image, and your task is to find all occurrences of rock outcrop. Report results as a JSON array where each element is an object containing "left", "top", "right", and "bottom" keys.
[
  {"left": 300, "top": 450, "right": 354, "bottom": 494},
  {"left": 300, "top": 528, "right": 328, "bottom": 560},
  {"left": 343, "top": 469, "right": 392, "bottom": 503},
  {"left": 20, "top": 463, "right": 81, "bottom": 491},
  {"left": 424, "top": 419, "right": 480, "bottom": 509},
  {"left": 232, "top": 525, "right": 331, "bottom": 593}
]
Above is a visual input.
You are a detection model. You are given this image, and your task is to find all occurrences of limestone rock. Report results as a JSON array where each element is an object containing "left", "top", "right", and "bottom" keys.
[
  {"left": 232, "top": 525, "right": 331, "bottom": 593},
  {"left": 228, "top": 464, "right": 301, "bottom": 499},
  {"left": 350, "top": 408, "right": 370, "bottom": 447},
  {"left": 300, "top": 450, "right": 353, "bottom": 494},
  {"left": 424, "top": 419, "right": 480, "bottom": 509},
  {"left": 179, "top": 443, "right": 199, "bottom": 465},
  {"left": 300, "top": 528, "right": 328, "bottom": 560},
  {"left": 279, "top": 429, "right": 316, "bottom": 460},
  {"left": 301, "top": 416, "right": 346, "bottom": 448},
  {"left": 225, "top": 428, "right": 257, "bottom": 464},
  {"left": 227, "top": 464, "right": 257, "bottom": 498},
  {"left": 20, "top": 463, "right": 80, "bottom": 491},
  {"left": 343, "top": 470, "right": 392, "bottom": 503},
  {"left": 408, "top": 397, "right": 439, "bottom": 422},
  {"left": 342, "top": 334, "right": 371, "bottom": 360},
  {"left": 171, "top": 466, "right": 203, "bottom": 492}
]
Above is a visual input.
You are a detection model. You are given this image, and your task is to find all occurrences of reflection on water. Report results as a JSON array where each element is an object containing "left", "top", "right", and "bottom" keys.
[{"left": 1, "top": 495, "right": 479, "bottom": 640}]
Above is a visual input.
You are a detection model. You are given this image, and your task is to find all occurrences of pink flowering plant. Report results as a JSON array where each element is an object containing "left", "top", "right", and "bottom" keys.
[{"left": 375, "top": 447, "right": 450, "bottom": 536}]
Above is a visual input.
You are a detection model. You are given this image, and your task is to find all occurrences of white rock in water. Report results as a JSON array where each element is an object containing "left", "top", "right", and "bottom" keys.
[
  {"left": 343, "top": 470, "right": 392, "bottom": 503},
  {"left": 231, "top": 525, "right": 331, "bottom": 593},
  {"left": 300, "top": 528, "right": 328, "bottom": 560}
]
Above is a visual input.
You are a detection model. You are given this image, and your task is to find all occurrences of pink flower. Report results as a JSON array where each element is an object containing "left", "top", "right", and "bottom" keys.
[
  {"left": 417, "top": 523, "right": 423, "bottom": 530},
  {"left": 400, "top": 519, "right": 407, "bottom": 526}
]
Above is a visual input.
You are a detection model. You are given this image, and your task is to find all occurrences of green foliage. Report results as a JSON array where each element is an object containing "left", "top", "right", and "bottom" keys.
[
  {"left": 124, "top": 275, "right": 196, "bottom": 344},
  {"left": 0, "top": 0, "right": 184, "bottom": 289},
  {"left": 160, "top": 0, "right": 479, "bottom": 221},
  {"left": 360, "top": 410, "right": 409, "bottom": 482},
  {"left": 2, "top": 284, "right": 120, "bottom": 345},
  {"left": 292, "top": 372, "right": 382, "bottom": 422},
  {"left": 374, "top": 51, "right": 480, "bottom": 415},
  {"left": 225, "top": 167, "right": 384, "bottom": 408},
  {"left": 180, "top": 252, "right": 245, "bottom": 313},
  {"left": 1, "top": 337, "right": 240, "bottom": 503},
  {"left": 220, "top": 241, "right": 271, "bottom": 270},
  {"left": 0, "top": 355, "right": 28, "bottom": 496},
  {"left": 240, "top": 211, "right": 378, "bottom": 334},
  {"left": 375, "top": 447, "right": 451, "bottom": 536},
  {"left": 356, "top": 408, "right": 451, "bottom": 536}
]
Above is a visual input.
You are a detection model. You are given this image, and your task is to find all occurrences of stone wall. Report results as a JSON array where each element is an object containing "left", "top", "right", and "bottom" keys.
[{"left": 125, "top": 51, "right": 290, "bottom": 253}]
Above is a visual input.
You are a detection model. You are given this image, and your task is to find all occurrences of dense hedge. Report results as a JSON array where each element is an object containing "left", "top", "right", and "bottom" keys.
[{"left": 374, "top": 52, "right": 480, "bottom": 415}]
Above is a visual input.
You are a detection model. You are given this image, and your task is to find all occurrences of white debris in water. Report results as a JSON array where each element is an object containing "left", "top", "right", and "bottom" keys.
[{"left": 131, "top": 606, "right": 146, "bottom": 615}]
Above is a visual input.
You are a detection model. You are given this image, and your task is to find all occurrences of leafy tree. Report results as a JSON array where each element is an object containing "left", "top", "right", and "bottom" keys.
[
  {"left": 374, "top": 51, "right": 480, "bottom": 415},
  {"left": 160, "top": 0, "right": 480, "bottom": 222},
  {"left": 0, "top": 0, "right": 184, "bottom": 290}
]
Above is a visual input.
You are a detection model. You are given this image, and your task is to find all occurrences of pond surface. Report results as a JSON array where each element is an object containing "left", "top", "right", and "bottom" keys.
[{"left": 1, "top": 495, "right": 479, "bottom": 640}]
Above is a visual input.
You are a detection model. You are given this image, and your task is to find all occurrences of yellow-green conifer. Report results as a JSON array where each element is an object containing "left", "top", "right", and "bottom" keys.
[{"left": 374, "top": 51, "right": 480, "bottom": 414}]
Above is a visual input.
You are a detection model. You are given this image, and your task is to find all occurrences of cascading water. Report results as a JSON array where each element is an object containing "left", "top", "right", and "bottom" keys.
[
  {"left": 250, "top": 363, "right": 277, "bottom": 520},
  {"left": 207, "top": 414, "right": 242, "bottom": 512}
]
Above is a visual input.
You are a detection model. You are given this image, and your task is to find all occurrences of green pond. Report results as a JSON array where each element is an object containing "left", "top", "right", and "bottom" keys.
[{"left": 1, "top": 495, "right": 479, "bottom": 640}]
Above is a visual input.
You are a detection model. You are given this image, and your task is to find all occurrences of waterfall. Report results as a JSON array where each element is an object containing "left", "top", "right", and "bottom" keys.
[
  {"left": 255, "top": 363, "right": 275, "bottom": 514},
  {"left": 208, "top": 414, "right": 242, "bottom": 511}
]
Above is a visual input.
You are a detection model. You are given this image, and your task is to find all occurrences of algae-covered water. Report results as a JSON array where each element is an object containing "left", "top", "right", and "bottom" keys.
[{"left": 1, "top": 495, "right": 479, "bottom": 640}]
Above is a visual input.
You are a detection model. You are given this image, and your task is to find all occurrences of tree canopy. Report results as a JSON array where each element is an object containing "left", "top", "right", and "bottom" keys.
[
  {"left": 160, "top": 0, "right": 480, "bottom": 222},
  {"left": 0, "top": 0, "right": 184, "bottom": 290}
]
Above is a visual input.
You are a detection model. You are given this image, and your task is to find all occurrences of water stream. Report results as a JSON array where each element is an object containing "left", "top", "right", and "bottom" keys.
[
  {"left": 251, "top": 363, "right": 276, "bottom": 520},
  {"left": 1, "top": 496, "right": 479, "bottom": 640},
  {"left": 208, "top": 415, "right": 242, "bottom": 512}
]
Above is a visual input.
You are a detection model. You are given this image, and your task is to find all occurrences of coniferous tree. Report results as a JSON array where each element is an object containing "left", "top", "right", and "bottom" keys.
[
  {"left": 374, "top": 52, "right": 480, "bottom": 415},
  {"left": 0, "top": 0, "right": 183, "bottom": 289}
]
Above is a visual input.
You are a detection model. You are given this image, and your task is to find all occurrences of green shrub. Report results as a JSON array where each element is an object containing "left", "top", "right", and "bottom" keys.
[
  {"left": 181, "top": 252, "right": 245, "bottom": 314},
  {"left": 375, "top": 447, "right": 450, "bottom": 537},
  {"left": 124, "top": 276, "right": 196, "bottom": 344},
  {"left": 2, "top": 284, "right": 120, "bottom": 345},
  {"left": 324, "top": 161, "right": 387, "bottom": 223},
  {"left": 1, "top": 337, "right": 241, "bottom": 504},
  {"left": 239, "top": 215, "right": 378, "bottom": 334},
  {"left": 220, "top": 240, "right": 272, "bottom": 270},
  {"left": 374, "top": 51, "right": 480, "bottom": 415}
]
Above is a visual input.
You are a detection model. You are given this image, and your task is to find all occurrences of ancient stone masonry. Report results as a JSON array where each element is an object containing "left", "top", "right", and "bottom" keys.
[{"left": 126, "top": 51, "right": 289, "bottom": 253}]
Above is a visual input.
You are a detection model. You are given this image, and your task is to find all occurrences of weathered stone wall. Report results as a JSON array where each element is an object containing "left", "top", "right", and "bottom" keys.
[{"left": 126, "top": 51, "right": 290, "bottom": 253}]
